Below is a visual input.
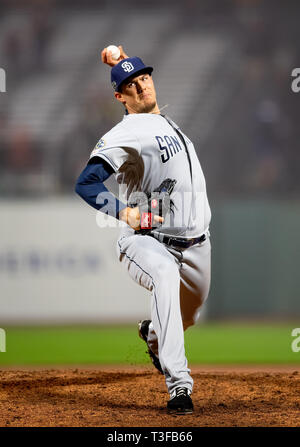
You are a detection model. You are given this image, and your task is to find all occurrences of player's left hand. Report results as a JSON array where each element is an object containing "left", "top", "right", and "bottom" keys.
[
  {"left": 119, "top": 206, "right": 164, "bottom": 231},
  {"left": 101, "top": 45, "right": 129, "bottom": 67}
]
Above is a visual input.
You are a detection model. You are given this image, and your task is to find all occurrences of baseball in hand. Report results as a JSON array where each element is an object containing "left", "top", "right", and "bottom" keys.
[{"left": 106, "top": 45, "right": 121, "bottom": 60}]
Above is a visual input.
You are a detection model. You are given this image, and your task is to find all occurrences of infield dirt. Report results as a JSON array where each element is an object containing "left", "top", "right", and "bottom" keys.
[{"left": 0, "top": 366, "right": 299, "bottom": 427}]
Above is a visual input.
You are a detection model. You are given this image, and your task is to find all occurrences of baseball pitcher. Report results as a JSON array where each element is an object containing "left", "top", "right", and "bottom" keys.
[{"left": 75, "top": 45, "right": 211, "bottom": 414}]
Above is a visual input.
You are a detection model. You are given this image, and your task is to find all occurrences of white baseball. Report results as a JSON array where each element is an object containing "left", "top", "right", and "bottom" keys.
[{"left": 106, "top": 45, "right": 121, "bottom": 60}]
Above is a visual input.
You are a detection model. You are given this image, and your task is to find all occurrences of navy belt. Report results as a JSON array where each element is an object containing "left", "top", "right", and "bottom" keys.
[{"left": 150, "top": 232, "right": 208, "bottom": 249}]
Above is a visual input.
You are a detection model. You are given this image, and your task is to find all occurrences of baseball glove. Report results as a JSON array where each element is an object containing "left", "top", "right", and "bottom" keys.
[{"left": 128, "top": 178, "right": 177, "bottom": 235}]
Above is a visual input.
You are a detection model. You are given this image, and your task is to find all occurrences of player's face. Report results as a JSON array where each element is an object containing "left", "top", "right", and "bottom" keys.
[{"left": 115, "top": 73, "right": 159, "bottom": 114}]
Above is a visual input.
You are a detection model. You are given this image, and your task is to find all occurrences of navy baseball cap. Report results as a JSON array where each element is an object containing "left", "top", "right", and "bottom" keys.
[{"left": 111, "top": 57, "right": 153, "bottom": 92}]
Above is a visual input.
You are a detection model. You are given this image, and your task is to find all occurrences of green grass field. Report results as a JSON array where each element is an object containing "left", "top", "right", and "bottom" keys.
[{"left": 0, "top": 323, "right": 299, "bottom": 366}]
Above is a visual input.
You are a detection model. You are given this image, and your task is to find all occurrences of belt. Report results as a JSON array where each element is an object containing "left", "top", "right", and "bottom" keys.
[{"left": 150, "top": 230, "right": 209, "bottom": 249}]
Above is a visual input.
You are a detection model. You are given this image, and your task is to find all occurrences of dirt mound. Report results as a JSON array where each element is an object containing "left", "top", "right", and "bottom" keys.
[{"left": 0, "top": 367, "right": 299, "bottom": 427}]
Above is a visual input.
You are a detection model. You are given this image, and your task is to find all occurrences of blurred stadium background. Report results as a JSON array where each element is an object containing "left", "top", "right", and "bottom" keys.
[{"left": 0, "top": 0, "right": 299, "bottom": 366}]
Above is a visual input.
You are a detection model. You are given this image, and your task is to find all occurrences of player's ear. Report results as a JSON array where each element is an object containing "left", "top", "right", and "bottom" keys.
[{"left": 114, "top": 91, "right": 126, "bottom": 105}]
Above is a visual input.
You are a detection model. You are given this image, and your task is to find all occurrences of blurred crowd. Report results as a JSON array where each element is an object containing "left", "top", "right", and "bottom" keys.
[
  {"left": 57, "top": 85, "right": 121, "bottom": 192},
  {"left": 209, "top": 3, "right": 300, "bottom": 197},
  {"left": 3, "top": 7, "right": 53, "bottom": 81},
  {"left": 0, "top": 0, "right": 299, "bottom": 198},
  {"left": 0, "top": 4, "right": 53, "bottom": 195}
]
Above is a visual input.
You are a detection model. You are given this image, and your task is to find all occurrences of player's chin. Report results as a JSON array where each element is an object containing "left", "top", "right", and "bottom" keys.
[{"left": 140, "top": 99, "right": 156, "bottom": 114}]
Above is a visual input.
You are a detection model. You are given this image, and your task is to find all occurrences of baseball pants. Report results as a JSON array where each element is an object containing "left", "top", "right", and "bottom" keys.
[{"left": 116, "top": 231, "right": 211, "bottom": 395}]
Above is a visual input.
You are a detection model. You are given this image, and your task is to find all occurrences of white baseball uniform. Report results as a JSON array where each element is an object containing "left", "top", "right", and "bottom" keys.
[{"left": 90, "top": 113, "right": 211, "bottom": 395}]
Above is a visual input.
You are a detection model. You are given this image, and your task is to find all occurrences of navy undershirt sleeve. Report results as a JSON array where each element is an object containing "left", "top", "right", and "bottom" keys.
[{"left": 75, "top": 158, "right": 127, "bottom": 219}]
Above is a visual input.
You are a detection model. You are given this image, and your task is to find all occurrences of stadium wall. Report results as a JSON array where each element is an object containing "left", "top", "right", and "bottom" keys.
[{"left": 0, "top": 198, "right": 299, "bottom": 324}]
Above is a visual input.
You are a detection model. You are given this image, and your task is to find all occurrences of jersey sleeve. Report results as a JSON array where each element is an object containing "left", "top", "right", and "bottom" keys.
[{"left": 89, "top": 123, "right": 141, "bottom": 172}]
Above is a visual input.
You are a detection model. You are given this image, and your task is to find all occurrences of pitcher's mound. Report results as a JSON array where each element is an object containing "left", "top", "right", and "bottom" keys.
[{"left": 0, "top": 366, "right": 299, "bottom": 427}]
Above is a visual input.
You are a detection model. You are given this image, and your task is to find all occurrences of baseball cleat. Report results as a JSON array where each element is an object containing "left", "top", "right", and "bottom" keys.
[
  {"left": 138, "top": 320, "right": 164, "bottom": 375},
  {"left": 167, "top": 387, "right": 194, "bottom": 415}
]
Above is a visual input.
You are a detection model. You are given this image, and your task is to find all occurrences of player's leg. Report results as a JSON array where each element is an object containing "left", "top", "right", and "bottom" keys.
[
  {"left": 117, "top": 234, "right": 193, "bottom": 395},
  {"left": 147, "top": 237, "right": 211, "bottom": 337},
  {"left": 179, "top": 237, "right": 211, "bottom": 330}
]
